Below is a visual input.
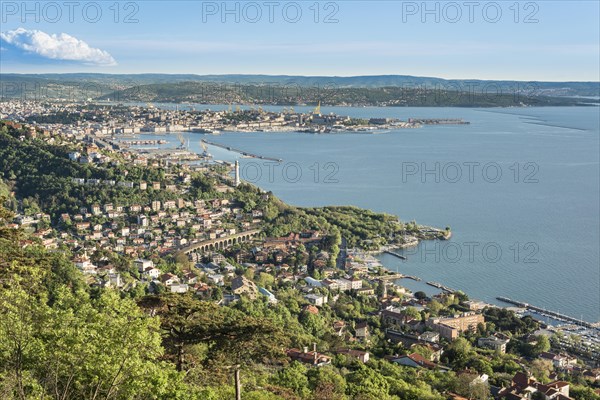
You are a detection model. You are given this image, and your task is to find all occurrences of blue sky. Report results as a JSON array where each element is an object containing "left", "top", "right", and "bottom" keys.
[{"left": 1, "top": 1, "right": 599, "bottom": 81}]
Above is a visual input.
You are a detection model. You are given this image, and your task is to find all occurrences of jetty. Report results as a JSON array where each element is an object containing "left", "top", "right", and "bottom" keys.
[
  {"left": 377, "top": 273, "right": 421, "bottom": 282},
  {"left": 408, "top": 118, "right": 470, "bottom": 125},
  {"left": 383, "top": 250, "right": 407, "bottom": 260},
  {"left": 426, "top": 281, "right": 455, "bottom": 293},
  {"left": 378, "top": 273, "right": 405, "bottom": 281},
  {"left": 202, "top": 139, "right": 282, "bottom": 162},
  {"left": 496, "top": 297, "right": 598, "bottom": 329}
]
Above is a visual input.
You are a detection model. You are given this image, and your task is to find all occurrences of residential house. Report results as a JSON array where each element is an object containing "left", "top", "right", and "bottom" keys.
[
  {"left": 419, "top": 331, "right": 440, "bottom": 344},
  {"left": 304, "top": 294, "right": 328, "bottom": 307},
  {"left": 355, "top": 321, "right": 369, "bottom": 341},
  {"left": 390, "top": 353, "right": 438, "bottom": 370},
  {"left": 303, "top": 305, "right": 320, "bottom": 315},
  {"left": 182, "top": 272, "right": 198, "bottom": 284},
  {"left": 134, "top": 258, "right": 154, "bottom": 272},
  {"left": 304, "top": 277, "right": 322, "bottom": 287},
  {"left": 142, "top": 267, "right": 161, "bottom": 280},
  {"left": 539, "top": 352, "right": 578, "bottom": 369},
  {"left": 478, "top": 335, "right": 510, "bottom": 353},
  {"left": 335, "top": 349, "right": 370, "bottom": 363},
  {"left": 382, "top": 306, "right": 416, "bottom": 331},
  {"left": 231, "top": 276, "right": 258, "bottom": 299},
  {"left": 103, "top": 273, "right": 123, "bottom": 289},
  {"left": 160, "top": 273, "right": 179, "bottom": 286},
  {"left": 74, "top": 254, "right": 97, "bottom": 275},
  {"left": 170, "top": 283, "right": 189, "bottom": 293},
  {"left": 208, "top": 274, "right": 224, "bottom": 286},
  {"left": 333, "top": 321, "right": 346, "bottom": 337},
  {"left": 498, "top": 372, "right": 573, "bottom": 399},
  {"left": 287, "top": 344, "right": 331, "bottom": 367}
]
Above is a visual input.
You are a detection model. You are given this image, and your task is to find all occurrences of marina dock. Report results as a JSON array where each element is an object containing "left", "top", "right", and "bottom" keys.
[
  {"left": 497, "top": 297, "right": 598, "bottom": 329},
  {"left": 202, "top": 139, "right": 282, "bottom": 162}
]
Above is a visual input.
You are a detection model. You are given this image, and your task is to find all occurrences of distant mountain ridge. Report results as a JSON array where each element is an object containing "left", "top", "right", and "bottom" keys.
[
  {"left": 1, "top": 73, "right": 598, "bottom": 106},
  {"left": 2, "top": 73, "right": 599, "bottom": 96}
]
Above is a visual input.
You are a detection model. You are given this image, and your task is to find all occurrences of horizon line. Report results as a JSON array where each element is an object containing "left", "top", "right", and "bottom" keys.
[{"left": 1, "top": 71, "right": 599, "bottom": 84}]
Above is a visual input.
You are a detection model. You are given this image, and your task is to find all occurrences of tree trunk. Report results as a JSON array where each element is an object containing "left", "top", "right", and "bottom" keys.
[
  {"left": 234, "top": 367, "right": 241, "bottom": 400},
  {"left": 177, "top": 344, "right": 184, "bottom": 372}
]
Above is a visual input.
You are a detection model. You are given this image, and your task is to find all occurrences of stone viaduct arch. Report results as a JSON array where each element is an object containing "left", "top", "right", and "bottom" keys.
[{"left": 179, "top": 229, "right": 260, "bottom": 255}]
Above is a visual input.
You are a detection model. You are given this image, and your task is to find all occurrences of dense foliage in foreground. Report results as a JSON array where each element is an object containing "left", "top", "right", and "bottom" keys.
[
  {"left": 0, "top": 201, "right": 454, "bottom": 400},
  {"left": 1, "top": 122, "right": 598, "bottom": 399},
  {"left": 4, "top": 199, "right": 598, "bottom": 400}
]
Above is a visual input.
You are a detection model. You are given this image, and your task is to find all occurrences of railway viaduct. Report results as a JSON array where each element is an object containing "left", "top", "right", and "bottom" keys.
[{"left": 178, "top": 229, "right": 261, "bottom": 255}]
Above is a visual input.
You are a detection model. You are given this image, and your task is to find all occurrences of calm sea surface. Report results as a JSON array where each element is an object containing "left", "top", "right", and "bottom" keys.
[{"left": 140, "top": 105, "right": 600, "bottom": 322}]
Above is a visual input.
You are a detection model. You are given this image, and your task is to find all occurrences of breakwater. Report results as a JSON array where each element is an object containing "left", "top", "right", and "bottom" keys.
[
  {"left": 202, "top": 139, "right": 282, "bottom": 162},
  {"left": 426, "top": 281, "right": 456, "bottom": 293}
]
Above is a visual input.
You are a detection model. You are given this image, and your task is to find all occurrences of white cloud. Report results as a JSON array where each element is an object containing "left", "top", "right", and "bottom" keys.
[{"left": 0, "top": 28, "right": 116, "bottom": 66}]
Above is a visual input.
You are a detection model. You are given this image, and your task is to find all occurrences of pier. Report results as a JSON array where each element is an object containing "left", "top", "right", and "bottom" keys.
[
  {"left": 377, "top": 273, "right": 421, "bottom": 282},
  {"left": 378, "top": 273, "right": 405, "bottom": 281},
  {"left": 202, "top": 139, "right": 282, "bottom": 162},
  {"left": 403, "top": 275, "right": 421, "bottom": 281},
  {"left": 496, "top": 297, "right": 598, "bottom": 329},
  {"left": 383, "top": 250, "right": 407, "bottom": 260},
  {"left": 408, "top": 118, "right": 470, "bottom": 125},
  {"left": 426, "top": 281, "right": 455, "bottom": 293}
]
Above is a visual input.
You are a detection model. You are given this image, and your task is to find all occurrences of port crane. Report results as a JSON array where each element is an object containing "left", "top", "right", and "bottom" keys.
[
  {"left": 313, "top": 101, "right": 321, "bottom": 115},
  {"left": 200, "top": 141, "right": 212, "bottom": 158},
  {"left": 176, "top": 132, "right": 188, "bottom": 150}
]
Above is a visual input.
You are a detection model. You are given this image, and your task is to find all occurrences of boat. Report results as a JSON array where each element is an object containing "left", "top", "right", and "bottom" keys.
[{"left": 192, "top": 128, "right": 221, "bottom": 135}]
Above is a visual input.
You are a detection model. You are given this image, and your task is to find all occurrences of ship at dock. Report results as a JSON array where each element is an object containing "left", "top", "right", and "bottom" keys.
[{"left": 191, "top": 128, "right": 221, "bottom": 135}]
